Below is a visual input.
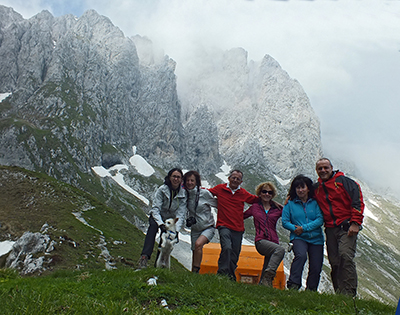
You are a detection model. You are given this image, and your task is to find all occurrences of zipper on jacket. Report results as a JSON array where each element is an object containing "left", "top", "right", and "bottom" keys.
[
  {"left": 322, "top": 182, "right": 337, "bottom": 226},
  {"left": 264, "top": 209, "right": 269, "bottom": 239}
]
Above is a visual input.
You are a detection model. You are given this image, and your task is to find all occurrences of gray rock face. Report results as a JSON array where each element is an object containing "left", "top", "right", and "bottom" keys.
[
  {"left": 179, "top": 47, "right": 323, "bottom": 180},
  {"left": 0, "top": 7, "right": 193, "bottom": 185},
  {"left": 0, "top": 127, "right": 34, "bottom": 168},
  {"left": 0, "top": 5, "right": 321, "bottom": 185},
  {"left": 6, "top": 231, "right": 54, "bottom": 275},
  {"left": 183, "top": 105, "right": 222, "bottom": 174},
  {"left": 0, "top": 5, "right": 23, "bottom": 29},
  {"left": 131, "top": 35, "right": 222, "bottom": 174}
]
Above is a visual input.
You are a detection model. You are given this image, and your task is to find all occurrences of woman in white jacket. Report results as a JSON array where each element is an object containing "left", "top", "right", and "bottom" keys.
[
  {"left": 138, "top": 168, "right": 187, "bottom": 269},
  {"left": 183, "top": 170, "right": 217, "bottom": 273}
]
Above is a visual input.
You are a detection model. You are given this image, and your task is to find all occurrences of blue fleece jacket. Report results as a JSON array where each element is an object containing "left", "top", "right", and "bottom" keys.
[{"left": 282, "top": 198, "right": 324, "bottom": 245}]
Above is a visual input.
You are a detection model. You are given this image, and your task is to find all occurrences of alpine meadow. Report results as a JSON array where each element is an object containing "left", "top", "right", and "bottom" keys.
[{"left": 0, "top": 5, "right": 399, "bottom": 314}]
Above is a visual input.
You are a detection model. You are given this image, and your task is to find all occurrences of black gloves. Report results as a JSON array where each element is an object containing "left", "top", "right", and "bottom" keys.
[
  {"left": 159, "top": 224, "right": 167, "bottom": 233},
  {"left": 159, "top": 224, "right": 178, "bottom": 243}
]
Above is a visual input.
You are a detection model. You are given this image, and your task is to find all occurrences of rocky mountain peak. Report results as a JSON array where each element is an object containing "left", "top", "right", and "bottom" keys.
[
  {"left": 0, "top": 4, "right": 321, "bottom": 182},
  {"left": 179, "top": 47, "right": 322, "bottom": 180},
  {"left": 0, "top": 5, "right": 187, "bottom": 184},
  {"left": 0, "top": 5, "right": 24, "bottom": 29},
  {"left": 0, "top": 6, "right": 399, "bottom": 306}
]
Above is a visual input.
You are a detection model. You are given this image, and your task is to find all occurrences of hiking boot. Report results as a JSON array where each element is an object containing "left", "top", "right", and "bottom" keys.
[
  {"left": 287, "top": 281, "right": 301, "bottom": 290},
  {"left": 260, "top": 275, "right": 273, "bottom": 287},
  {"left": 260, "top": 270, "right": 275, "bottom": 287},
  {"left": 192, "top": 266, "right": 200, "bottom": 273},
  {"left": 138, "top": 255, "right": 148, "bottom": 269}
]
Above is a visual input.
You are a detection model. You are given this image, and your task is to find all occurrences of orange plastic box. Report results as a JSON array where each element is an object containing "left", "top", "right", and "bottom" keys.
[{"left": 200, "top": 242, "right": 285, "bottom": 289}]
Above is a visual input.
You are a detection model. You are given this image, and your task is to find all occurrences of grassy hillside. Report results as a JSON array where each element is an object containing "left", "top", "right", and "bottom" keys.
[
  {"left": 0, "top": 267, "right": 396, "bottom": 314},
  {"left": 0, "top": 165, "right": 168, "bottom": 272},
  {"left": 0, "top": 165, "right": 398, "bottom": 314}
]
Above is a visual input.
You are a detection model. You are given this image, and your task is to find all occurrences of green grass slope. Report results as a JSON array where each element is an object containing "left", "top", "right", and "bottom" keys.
[
  {"left": 0, "top": 268, "right": 395, "bottom": 314},
  {"left": 0, "top": 166, "right": 398, "bottom": 314},
  {"left": 0, "top": 165, "right": 176, "bottom": 272}
]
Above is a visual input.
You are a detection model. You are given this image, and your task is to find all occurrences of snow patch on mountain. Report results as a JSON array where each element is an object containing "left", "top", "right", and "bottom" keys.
[
  {"left": 215, "top": 161, "right": 231, "bottom": 183},
  {"left": 72, "top": 212, "right": 103, "bottom": 235},
  {"left": 92, "top": 163, "right": 150, "bottom": 205},
  {"left": 364, "top": 205, "right": 379, "bottom": 222},
  {"left": 130, "top": 146, "right": 155, "bottom": 176},
  {"left": 0, "top": 92, "right": 11, "bottom": 102},
  {"left": 0, "top": 240, "right": 15, "bottom": 256},
  {"left": 274, "top": 174, "right": 291, "bottom": 186}
]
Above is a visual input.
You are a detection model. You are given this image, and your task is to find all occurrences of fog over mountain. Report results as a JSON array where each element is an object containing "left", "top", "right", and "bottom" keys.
[
  {"left": 0, "top": 6, "right": 399, "bottom": 305},
  {"left": 0, "top": 5, "right": 322, "bottom": 182},
  {"left": 1, "top": 0, "right": 399, "bottom": 196}
]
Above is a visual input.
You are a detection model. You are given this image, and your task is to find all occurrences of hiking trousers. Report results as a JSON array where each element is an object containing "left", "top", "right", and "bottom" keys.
[
  {"left": 141, "top": 215, "right": 159, "bottom": 259},
  {"left": 255, "top": 239, "right": 285, "bottom": 276},
  {"left": 217, "top": 226, "right": 243, "bottom": 281},
  {"left": 325, "top": 226, "right": 358, "bottom": 296},
  {"left": 287, "top": 239, "right": 323, "bottom": 291}
]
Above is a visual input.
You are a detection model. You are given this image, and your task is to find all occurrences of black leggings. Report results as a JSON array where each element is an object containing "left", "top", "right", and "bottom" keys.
[{"left": 141, "top": 216, "right": 159, "bottom": 259}]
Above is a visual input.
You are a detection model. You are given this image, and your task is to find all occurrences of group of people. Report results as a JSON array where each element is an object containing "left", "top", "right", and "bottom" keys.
[{"left": 138, "top": 157, "right": 364, "bottom": 296}]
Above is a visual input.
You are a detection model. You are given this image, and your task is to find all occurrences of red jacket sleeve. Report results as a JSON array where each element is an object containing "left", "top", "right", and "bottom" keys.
[
  {"left": 337, "top": 176, "right": 364, "bottom": 225},
  {"left": 243, "top": 204, "right": 255, "bottom": 219},
  {"left": 242, "top": 189, "right": 259, "bottom": 205}
]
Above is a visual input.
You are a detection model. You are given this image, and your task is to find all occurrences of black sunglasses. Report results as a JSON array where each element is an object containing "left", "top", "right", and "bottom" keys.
[{"left": 261, "top": 190, "right": 273, "bottom": 195}]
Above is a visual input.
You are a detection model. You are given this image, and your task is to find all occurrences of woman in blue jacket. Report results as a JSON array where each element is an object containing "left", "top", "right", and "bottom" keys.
[{"left": 282, "top": 175, "right": 324, "bottom": 291}]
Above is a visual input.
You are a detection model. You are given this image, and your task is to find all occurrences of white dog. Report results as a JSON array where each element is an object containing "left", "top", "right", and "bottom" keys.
[{"left": 155, "top": 218, "right": 179, "bottom": 269}]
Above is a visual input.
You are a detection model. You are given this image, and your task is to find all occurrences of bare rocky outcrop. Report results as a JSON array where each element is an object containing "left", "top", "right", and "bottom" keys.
[{"left": 5, "top": 231, "right": 55, "bottom": 275}]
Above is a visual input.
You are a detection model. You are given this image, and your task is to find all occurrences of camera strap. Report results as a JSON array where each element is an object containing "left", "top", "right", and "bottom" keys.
[{"left": 169, "top": 187, "right": 179, "bottom": 210}]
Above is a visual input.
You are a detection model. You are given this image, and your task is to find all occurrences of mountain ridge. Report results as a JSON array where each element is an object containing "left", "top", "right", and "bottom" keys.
[{"left": 0, "top": 5, "right": 399, "bottom": 305}]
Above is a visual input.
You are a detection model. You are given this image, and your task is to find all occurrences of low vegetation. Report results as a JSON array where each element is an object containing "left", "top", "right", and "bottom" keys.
[
  {"left": 0, "top": 165, "right": 149, "bottom": 272},
  {"left": 0, "top": 166, "right": 397, "bottom": 313},
  {"left": 0, "top": 267, "right": 395, "bottom": 314}
]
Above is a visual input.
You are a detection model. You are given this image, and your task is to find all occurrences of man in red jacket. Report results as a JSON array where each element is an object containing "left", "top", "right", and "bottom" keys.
[
  {"left": 314, "top": 158, "right": 364, "bottom": 296},
  {"left": 208, "top": 170, "right": 259, "bottom": 280}
]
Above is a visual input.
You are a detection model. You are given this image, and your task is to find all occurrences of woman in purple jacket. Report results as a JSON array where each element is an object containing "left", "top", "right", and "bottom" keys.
[{"left": 244, "top": 182, "right": 285, "bottom": 287}]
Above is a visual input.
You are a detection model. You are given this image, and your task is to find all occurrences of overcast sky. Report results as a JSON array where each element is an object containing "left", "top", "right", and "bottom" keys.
[{"left": 1, "top": 0, "right": 400, "bottom": 196}]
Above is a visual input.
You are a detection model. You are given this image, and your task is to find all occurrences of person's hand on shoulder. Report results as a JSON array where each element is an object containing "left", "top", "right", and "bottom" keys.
[{"left": 284, "top": 195, "right": 290, "bottom": 205}]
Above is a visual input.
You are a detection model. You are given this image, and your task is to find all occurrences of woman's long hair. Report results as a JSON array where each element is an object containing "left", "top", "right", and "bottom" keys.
[{"left": 288, "top": 175, "right": 314, "bottom": 201}]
